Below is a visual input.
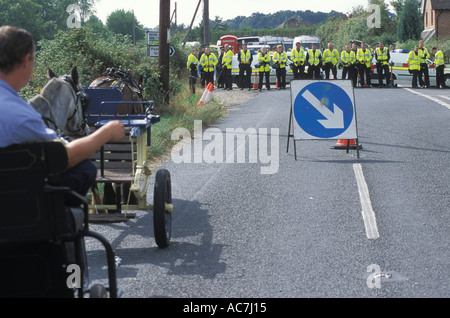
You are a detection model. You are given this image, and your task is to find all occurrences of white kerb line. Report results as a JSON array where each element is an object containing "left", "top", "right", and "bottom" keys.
[
  {"left": 353, "top": 163, "right": 380, "bottom": 240},
  {"left": 404, "top": 88, "right": 450, "bottom": 110}
]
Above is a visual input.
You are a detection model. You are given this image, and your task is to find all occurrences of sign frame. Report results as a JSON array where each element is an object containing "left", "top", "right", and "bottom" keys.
[{"left": 287, "top": 79, "right": 360, "bottom": 160}]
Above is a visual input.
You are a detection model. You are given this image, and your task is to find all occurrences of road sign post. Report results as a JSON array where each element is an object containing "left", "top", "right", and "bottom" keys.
[{"left": 287, "top": 80, "right": 360, "bottom": 159}]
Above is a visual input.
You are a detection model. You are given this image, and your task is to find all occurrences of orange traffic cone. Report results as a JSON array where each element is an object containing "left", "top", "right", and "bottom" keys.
[
  {"left": 331, "top": 139, "right": 362, "bottom": 150},
  {"left": 252, "top": 72, "right": 259, "bottom": 90},
  {"left": 198, "top": 82, "right": 214, "bottom": 106}
]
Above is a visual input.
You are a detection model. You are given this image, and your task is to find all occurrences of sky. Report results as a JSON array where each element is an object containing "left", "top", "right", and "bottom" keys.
[{"left": 93, "top": 0, "right": 388, "bottom": 29}]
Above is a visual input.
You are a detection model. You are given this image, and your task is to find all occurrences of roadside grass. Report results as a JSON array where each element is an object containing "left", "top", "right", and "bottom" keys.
[{"left": 147, "top": 82, "right": 226, "bottom": 164}]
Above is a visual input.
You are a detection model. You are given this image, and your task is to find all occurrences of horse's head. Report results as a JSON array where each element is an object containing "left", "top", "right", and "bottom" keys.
[{"left": 29, "top": 67, "right": 90, "bottom": 140}]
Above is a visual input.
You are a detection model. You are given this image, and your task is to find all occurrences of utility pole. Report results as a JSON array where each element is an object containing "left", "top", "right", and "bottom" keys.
[
  {"left": 159, "top": 0, "right": 170, "bottom": 104},
  {"left": 182, "top": 0, "right": 202, "bottom": 48},
  {"left": 203, "top": 0, "right": 210, "bottom": 46}
]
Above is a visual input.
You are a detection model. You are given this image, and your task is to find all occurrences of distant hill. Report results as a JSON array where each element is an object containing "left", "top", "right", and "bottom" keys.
[{"left": 222, "top": 10, "right": 341, "bottom": 30}]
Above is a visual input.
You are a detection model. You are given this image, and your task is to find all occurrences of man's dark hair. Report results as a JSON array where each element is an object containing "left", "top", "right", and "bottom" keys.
[{"left": 0, "top": 25, "right": 35, "bottom": 74}]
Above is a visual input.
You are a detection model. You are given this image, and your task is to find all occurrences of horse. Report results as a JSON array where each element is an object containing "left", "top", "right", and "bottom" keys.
[
  {"left": 89, "top": 67, "right": 146, "bottom": 115},
  {"left": 29, "top": 67, "right": 90, "bottom": 141}
]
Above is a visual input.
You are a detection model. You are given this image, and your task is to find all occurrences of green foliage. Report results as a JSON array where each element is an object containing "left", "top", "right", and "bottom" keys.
[
  {"left": 397, "top": 0, "right": 422, "bottom": 42},
  {"left": 106, "top": 9, "right": 145, "bottom": 41},
  {"left": 0, "top": 0, "right": 97, "bottom": 42}
]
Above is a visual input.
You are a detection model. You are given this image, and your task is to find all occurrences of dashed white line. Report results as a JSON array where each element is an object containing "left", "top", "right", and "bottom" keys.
[
  {"left": 404, "top": 88, "right": 450, "bottom": 110},
  {"left": 353, "top": 163, "right": 380, "bottom": 240}
]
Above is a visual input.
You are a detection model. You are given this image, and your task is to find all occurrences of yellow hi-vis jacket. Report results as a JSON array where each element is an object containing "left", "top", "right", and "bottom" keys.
[
  {"left": 272, "top": 51, "right": 288, "bottom": 68},
  {"left": 375, "top": 47, "right": 389, "bottom": 66},
  {"left": 291, "top": 48, "right": 305, "bottom": 65},
  {"left": 418, "top": 47, "right": 430, "bottom": 64},
  {"left": 357, "top": 48, "right": 372, "bottom": 68},
  {"left": 200, "top": 53, "right": 218, "bottom": 72},
  {"left": 434, "top": 50, "right": 444, "bottom": 67},
  {"left": 407, "top": 50, "right": 421, "bottom": 71},
  {"left": 323, "top": 48, "right": 339, "bottom": 65},
  {"left": 307, "top": 49, "right": 322, "bottom": 66},
  {"left": 341, "top": 50, "right": 356, "bottom": 66},
  {"left": 187, "top": 53, "right": 198, "bottom": 70},
  {"left": 257, "top": 52, "right": 271, "bottom": 72},
  {"left": 238, "top": 50, "right": 252, "bottom": 64},
  {"left": 222, "top": 49, "right": 234, "bottom": 69}
]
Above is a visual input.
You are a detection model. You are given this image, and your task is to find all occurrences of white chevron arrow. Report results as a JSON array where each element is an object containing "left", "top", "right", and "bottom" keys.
[{"left": 302, "top": 90, "right": 344, "bottom": 129}]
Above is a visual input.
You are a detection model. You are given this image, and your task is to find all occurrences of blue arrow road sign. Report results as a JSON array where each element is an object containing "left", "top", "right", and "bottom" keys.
[{"left": 292, "top": 81, "right": 356, "bottom": 139}]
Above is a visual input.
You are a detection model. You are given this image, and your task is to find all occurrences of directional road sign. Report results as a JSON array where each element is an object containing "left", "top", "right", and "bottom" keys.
[
  {"left": 290, "top": 80, "right": 357, "bottom": 140},
  {"left": 148, "top": 45, "right": 175, "bottom": 58}
]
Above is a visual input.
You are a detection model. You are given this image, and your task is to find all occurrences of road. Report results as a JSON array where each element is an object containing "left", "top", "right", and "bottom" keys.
[{"left": 86, "top": 83, "right": 449, "bottom": 300}]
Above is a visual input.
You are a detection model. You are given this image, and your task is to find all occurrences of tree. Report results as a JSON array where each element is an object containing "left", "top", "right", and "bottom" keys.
[
  {"left": 397, "top": 0, "right": 422, "bottom": 42},
  {"left": 106, "top": 9, "right": 145, "bottom": 41}
]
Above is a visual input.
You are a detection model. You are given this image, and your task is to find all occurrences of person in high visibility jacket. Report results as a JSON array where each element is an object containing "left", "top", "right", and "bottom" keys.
[
  {"left": 199, "top": 47, "right": 218, "bottom": 88},
  {"left": 407, "top": 45, "right": 421, "bottom": 88},
  {"left": 357, "top": 42, "right": 372, "bottom": 87},
  {"left": 418, "top": 40, "right": 430, "bottom": 88},
  {"left": 306, "top": 43, "right": 322, "bottom": 79},
  {"left": 290, "top": 41, "right": 305, "bottom": 80},
  {"left": 432, "top": 46, "right": 446, "bottom": 89},
  {"left": 375, "top": 42, "right": 391, "bottom": 87},
  {"left": 187, "top": 48, "right": 199, "bottom": 94},
  {"left": 222, "top": 44, "right": 234, "bottom": 90},
  {"left": 322, "top": 42, "right": 339, "bottom": 80},
  {"left": 273, "top": 44, "right": 288, "bottom": 89},
  {"left": 351, "top": 43, "right": 359, "bottom": 87},
  {"left": 257, "top": 46, "right": 271, "bottom": 91},
  {"left": 341, "top": 44, "right": 356, "bottom": 84},
  {"left": 238, "top": 44, "right": 253, "bottom": 91}
]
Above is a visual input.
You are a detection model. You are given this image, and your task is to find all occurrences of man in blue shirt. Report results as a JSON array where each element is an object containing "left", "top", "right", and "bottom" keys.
[{"left": 0, "top": 26, "right": 125, "bottom": 205}]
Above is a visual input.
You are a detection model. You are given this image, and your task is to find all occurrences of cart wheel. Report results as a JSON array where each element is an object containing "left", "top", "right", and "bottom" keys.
[
  {"left": 153, "top": 169, "right": 172, "bottom": 248},
  {"left": 90, "top": 284, "right": 108, "bottom": 298}
]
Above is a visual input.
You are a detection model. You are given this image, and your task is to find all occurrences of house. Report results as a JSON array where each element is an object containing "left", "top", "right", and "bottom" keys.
[{"left": 421, "top": 0, "right": 450, "bottom": 41}]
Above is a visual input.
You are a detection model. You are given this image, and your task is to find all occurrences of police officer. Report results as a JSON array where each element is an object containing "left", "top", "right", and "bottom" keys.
[
  {"left": 375, "top": 42, "right": 390, "bottom": 87},
  {"left": 432, "top": 46, "right": 445, "bottom": 89},
  {"left": 357, "top": 43, "right": 372, "bottom": 87},
  {"left": 322, "top": 42, "right": 339, "bottom": 79},
  {"left": 418, "top": 40, "right": 430, "bottom": 88},
  {"left": 238, "top": 44, "right": 253, "bottom": 91},
  {"left": 306, "top": 43, "right": 322, "bottom": 79},
  {"left": 272, "top": 44, "right": 288, "bottom": 89},
  {"left": 290, "top": 41, "right": 305, "bottom": 80},
  {"left": 217, "top": 47, "right": 225, "bottom": 88},
  {"left": 199, "top": 47, "right": 218, "bottom": 87},
  {"left": 341, "top": 44, "right": 356, "bottom": 84},
  {"left": 198, "top": 45, "right": 206, "bottom": 87},
  {"left": 186, "top": 48, "right": 198, "bottom": 94},
  {"left": 407, "top": 45, "right": 421, "bottom": 88},
  {"left": 351, "top": 43, "right": 359, "bottom": 87},
  {"left": 257, "top": 46, "right": 271, "bottom": 91},
  {"left": 222, "top": 44, "right": 234, "bottom": 90}
]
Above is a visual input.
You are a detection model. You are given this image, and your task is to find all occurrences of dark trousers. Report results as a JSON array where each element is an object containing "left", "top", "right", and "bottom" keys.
[
  {"left": 308, "top": 64, "right": 321, "bottom": 79},
  {"left": 376, "top": 63, "right": 390, "bottom": 86},
  {"left": 239, "top": 64, "right": 252, "bottom": 89},
  {"left": 419, "top": 63, "right": 430, "bottom": 87},
  {"left": 436, "top": 65, "right": 445, "bottom": 88},
  {"left": 276, "top": 68, "right": 286, "bottom": 88},
  {"left": 259, "top": 71, "right": 270, "bottom": 89},
  {"left": 224, "top": 68, "right": 232, "bottom": 89},
  {"left": 324, "top": 62, "right": 337, "bottom": 79},
  {"left": 189, "top": 70, "right": 197, "bottom": 94},
  {"left": 342, "top": 66, "right": 358, "bottom": 87},
  {"left": 60, "top": 159, "right": 97, "bottom": 206},
  {"left": 217, "top": 67, "right": 224, "bottom": 88},
  {"left": 359, "top": 64, "right": 371, "bottom": 86},
  {"left": 204, "top": 71, "right": 214, "bottom": 87},
  {"left": 292, "top": 64, "right": 305, "bottom": 80},
  {"left": 411, "top": 69, "right": 419, "bottom": 88}
]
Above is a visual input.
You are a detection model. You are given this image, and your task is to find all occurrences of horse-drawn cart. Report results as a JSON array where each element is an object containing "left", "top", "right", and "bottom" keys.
[{"left": 84, "top": 87, "right": 173, "bottom": 249}]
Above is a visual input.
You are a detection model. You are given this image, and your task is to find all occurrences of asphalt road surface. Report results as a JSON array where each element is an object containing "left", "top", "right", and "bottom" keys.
[{"left": 86, "top": 82, "right": 449, "bottom": 300}]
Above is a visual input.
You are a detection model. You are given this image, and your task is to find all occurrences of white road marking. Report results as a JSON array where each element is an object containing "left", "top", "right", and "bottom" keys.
[
  {"left": 439, "top": 95, "right": 450, "bottom": 101},
  {"left": 353, "top": 163, "right": 380, "bottom": 240},
  {"left": 404, "top": 88, "right": 450, "bottom": 110}
]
